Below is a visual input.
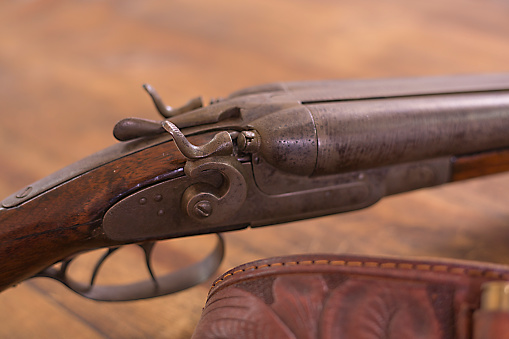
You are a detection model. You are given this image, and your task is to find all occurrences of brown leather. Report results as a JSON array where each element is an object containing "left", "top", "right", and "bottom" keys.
[
  {"left": 192, "top": 254, "right": 509, "bottom": 339},
  {"left": 473, "top": 311, "right": 509, "bottom": 339}
]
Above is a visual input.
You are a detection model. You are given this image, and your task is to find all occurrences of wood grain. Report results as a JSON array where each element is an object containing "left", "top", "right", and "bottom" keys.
[
  {"left": 0, "top": 133, "right": 219, "bottom": 291},
  {"left": 1, "top": 0, "right": 509, "bottom": 338},
  {"left": 452, "top": 149, "right": 509, "bottom": 181}
]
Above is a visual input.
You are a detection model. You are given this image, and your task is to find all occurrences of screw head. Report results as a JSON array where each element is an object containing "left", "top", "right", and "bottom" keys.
[{"left": 193, "top": 200, "right": 212, "bottom": 218}]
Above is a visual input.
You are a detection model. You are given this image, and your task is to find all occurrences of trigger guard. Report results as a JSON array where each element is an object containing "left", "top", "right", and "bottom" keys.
[{"left": 35, "top": 234, "right": 225, "bottom": 302}]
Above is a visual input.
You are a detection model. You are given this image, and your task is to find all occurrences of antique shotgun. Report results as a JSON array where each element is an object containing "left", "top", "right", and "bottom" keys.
[{"left": 1, "top": 74, "right": 509, "bottom": 301}]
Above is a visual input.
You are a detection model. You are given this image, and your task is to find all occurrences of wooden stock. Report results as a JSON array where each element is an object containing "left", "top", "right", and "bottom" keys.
[
  {"left": 0, "top": 131, "right": 507, "bottom": 294},
  {"left": 452, "top": 149, "right": 509, "bottom": 182},
  {"left": 0, "top": 134, "right": 217, "bottom": 292}
]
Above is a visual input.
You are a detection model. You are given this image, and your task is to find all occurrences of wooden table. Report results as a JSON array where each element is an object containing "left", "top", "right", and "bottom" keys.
[{"left": 1, "top": 1, "right": 509, "bottom": 338}]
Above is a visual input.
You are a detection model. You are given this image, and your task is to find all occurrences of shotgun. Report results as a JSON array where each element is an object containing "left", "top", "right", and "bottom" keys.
[{"left": 1, "top": 74, "right": 509, "bottom": 301}]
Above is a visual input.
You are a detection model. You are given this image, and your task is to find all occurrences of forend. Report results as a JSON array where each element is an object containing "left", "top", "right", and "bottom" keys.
[{"left": 1, "top": 73, "right": 509, "bottom": 299}]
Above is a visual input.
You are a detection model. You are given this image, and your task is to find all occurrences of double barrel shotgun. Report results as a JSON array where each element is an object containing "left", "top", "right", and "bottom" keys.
[{"left": 1, "top": 74, "right": 509, "bottom": 337}]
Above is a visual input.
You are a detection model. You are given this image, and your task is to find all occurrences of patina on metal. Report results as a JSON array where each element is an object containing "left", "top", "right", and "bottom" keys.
[
  {"left": 104, "top": 74, "right": 509, "bottom": 300},
  {"left": 35, "top": 234, "right": 225, "bottom": 301},
  {"left": 4, "top": 73, "right": 509, "bottom": 301},
  {"left": 161, "top": 121, "right": 234, "bottom": 159},
  {"left": 142, "top": 83, "right": 203, "bottom": 118}
]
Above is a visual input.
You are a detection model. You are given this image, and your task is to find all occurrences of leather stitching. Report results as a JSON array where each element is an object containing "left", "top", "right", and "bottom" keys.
[{"left": 210, "top": 258, "right": 509, "bottom": 292}]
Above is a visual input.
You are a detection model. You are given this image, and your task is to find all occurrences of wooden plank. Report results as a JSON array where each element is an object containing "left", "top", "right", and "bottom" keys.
[
  {"left": 1, "top": 0, "right": 509, "bottom": 337},
  {"left": 0, "top": 284, "right": 105, "bottom": 339}
]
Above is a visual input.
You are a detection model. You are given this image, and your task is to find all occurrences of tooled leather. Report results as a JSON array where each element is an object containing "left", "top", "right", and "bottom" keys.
[
  {"left": 473, "top": 312, "right": 509, "bottom": 339},
  {"left": 192, "top": 255, "right": 509, "bottom": 339}
]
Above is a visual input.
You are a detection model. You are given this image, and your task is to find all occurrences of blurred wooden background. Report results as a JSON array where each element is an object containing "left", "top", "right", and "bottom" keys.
[{"left": 1, "top": 0, "right": 509, "bottom": 338}]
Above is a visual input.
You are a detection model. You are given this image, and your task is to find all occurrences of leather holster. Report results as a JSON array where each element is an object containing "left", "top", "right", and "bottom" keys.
[{"left": 192, "top": 254, "right": 509, "bottom": 339}]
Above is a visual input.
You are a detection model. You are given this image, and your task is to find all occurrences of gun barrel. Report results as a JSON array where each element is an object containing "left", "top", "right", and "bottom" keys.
[
  {"left": 311, "top": 91, "right": 509, "bottom": 175},
  {"left": 250, "top": 89, "right": 509, "bottom": 176}
]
